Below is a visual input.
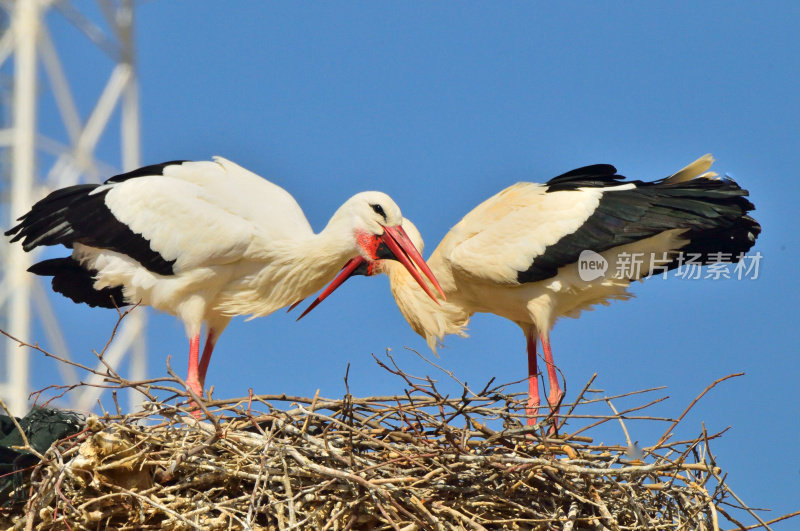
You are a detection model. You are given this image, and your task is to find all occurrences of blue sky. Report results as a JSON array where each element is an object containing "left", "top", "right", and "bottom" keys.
[{"left": 16, "top": 2, "right": 800, "bottom": 527}]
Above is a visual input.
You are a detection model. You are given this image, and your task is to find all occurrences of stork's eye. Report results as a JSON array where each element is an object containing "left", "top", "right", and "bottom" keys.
[{"left": 370, "top": 203, "right": 387, "bottom": 221}]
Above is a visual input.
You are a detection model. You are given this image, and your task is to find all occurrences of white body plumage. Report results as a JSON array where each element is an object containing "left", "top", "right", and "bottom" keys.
[
  {"left": 8, "top": 156, "right": 443, "bottom": 400},
  {"left": 309, "top": 155, "right": 760, "bottom": 427}
]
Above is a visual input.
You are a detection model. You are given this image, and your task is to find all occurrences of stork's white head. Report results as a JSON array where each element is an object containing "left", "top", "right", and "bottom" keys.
[
  {"left": 345, "top": 191, "right": 404, "bottom": 228},
  {"left": 299, "top": 195, "right": 444, "bottom": 320},
  {"left": 335, "top": 191, "right": 404, "bottom": 258}
]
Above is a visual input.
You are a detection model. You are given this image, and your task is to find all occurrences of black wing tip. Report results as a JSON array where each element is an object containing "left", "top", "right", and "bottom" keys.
[
  {"left": 6, "top": 178, "right": 176, "bottom": 276},
  {"left": 555, "top": 164, "right": 618, "bottom": 178},
  {"left": 681, "top": 213, "right": 761, "bottom": 259},
  {"left": 27, "top": 257, "right": 66, "bottom": 275},
  {"left": 105, "top": 160, "right": 190, "bottom": 183},
  {"left": 29, "top": 257, "right": 127, "bottom": 309},
  {"left": 545, "top": 164, "right": 625, "bottom": 193},
  {"left": 5, "top": 224, "right": 21, "bottom": 239}
]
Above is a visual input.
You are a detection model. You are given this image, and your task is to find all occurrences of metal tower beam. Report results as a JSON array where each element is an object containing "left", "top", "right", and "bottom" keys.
[
  {"left": 0, "top": 0, "right": 146, "bottom": 416},
  {"left": 4, "top": 0, "right": 38, "bottom": 417}
]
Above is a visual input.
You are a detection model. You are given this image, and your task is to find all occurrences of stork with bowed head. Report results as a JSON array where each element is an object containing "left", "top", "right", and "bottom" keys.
[
  {"left": 299, "top": 155, "right": 760, "bottom": 429},
  {"left": 6, "top": 157, "right": 445, "bottom": 403}
]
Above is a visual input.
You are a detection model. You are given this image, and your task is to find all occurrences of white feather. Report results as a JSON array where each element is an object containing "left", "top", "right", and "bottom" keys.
[
  {"left": 77, "top": 160, "right": 406, "bottom": 338},
  {"left": 438, "top": 183, "right": 602, "bottom": 285}
]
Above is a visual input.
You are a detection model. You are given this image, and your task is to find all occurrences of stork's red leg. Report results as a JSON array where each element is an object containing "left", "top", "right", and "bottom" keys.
[
  {"left": 526, "top": 329, "right": 541, "bottom": 426},
  {"left": 197, "top": 328, "right": 218, "bottom": 388},
  {"left": 540, "top": 335, "right": 564, "bottom": 415},
  {"left": 184, "top": 334, "right": 207, "bottom": 418},
  {"left": 186, "top": 334, "right": 203, "bottom": 396}
]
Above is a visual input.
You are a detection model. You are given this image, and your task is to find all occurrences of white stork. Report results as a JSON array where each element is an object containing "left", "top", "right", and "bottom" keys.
[
  {"left": 6, "top": 157, "right": 444, "bottom": 400},
  {"left": 299, "top": 155, "right": 761, "bottom": 427}
]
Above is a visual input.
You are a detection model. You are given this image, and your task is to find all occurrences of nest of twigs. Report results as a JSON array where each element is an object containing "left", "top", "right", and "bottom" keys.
[{"left": 0, "top": 325, "right": 791, "bottom": 530}]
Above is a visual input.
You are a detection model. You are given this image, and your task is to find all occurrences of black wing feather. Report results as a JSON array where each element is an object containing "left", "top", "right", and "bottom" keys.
[
  {"left": 28, "top": 258, "right": 127, "bottom": 309},
  {"left": 518, "top": 173, "right": 760, "bottom": 283},
  {"left": 544, "top": 164, "right": 627, "bottom": 192},
  {"left": 105, "top": 160, "right": 188, "bottom": 183},
  {"left": 5, "top": 163, "right": 185, "bottom": 276}
]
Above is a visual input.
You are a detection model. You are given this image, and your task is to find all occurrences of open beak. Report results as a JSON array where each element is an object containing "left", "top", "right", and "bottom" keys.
[{"left": 295, "top": 224, "right": 445, "bottom": 321}]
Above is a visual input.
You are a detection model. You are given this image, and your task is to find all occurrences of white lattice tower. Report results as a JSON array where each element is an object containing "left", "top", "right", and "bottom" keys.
[{"left": 0, "top": 0, "right": 146, "bottom": 416}]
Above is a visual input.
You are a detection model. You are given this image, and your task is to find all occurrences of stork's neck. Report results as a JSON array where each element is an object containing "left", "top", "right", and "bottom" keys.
[
  {"left": 383, "top": 261, "right": 470, "bottom": 352},
  {"left": 216, "top": 222, "right": 360, "bottom": 319},
  {"left": 274, "top": 224, "right": 361, "bottom": 299}
]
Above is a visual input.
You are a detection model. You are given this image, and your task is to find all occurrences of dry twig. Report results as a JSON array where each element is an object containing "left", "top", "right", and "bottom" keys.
[{"left": 0, "top": 322, "right": 794, "bottom": 530}]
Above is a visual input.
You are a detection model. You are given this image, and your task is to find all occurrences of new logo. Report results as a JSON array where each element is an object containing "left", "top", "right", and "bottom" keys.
[{"left": 578, "top": 250, "right": 607, "bottom": 281}]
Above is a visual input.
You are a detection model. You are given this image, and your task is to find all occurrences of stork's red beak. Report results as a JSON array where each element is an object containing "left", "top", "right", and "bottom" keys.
[
  {"left": 295, "top": 224, "right": 445, "bottom": 320},
  {"left": 381, "top": 225, "right": 445, "bottom": 300}
]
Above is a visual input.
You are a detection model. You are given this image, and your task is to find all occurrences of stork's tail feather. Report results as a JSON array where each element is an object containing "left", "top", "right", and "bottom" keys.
[{"left": 28, "top": 257, "right": 126, "bottom": 309}]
